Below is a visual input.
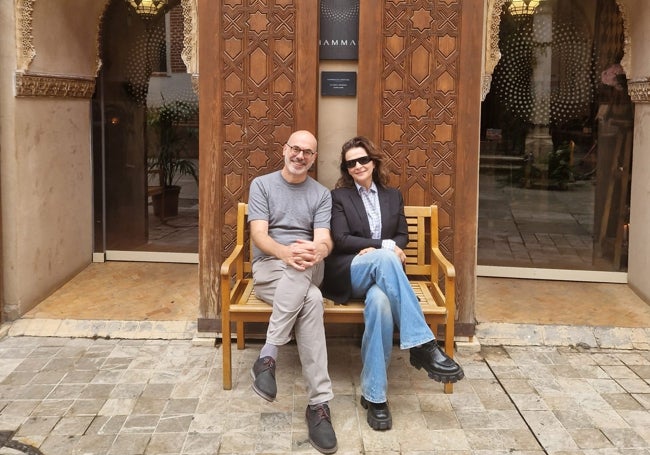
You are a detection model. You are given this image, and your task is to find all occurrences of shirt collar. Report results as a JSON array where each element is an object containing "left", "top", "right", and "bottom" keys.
[{"left": 355, "top": 181, "right": 377, "bottom": 194}]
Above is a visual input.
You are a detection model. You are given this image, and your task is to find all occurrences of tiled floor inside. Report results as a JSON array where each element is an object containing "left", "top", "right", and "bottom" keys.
[
  {"left": 141, "top": 201, "right": 198, "bottom": 253},
  {"left": 477, "top": 173, "right": 624, "bottom": 271}
]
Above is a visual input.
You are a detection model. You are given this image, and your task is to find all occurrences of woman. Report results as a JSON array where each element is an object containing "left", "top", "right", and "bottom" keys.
[{"left": 322, "top": 136, "right": 463, "bottom": 431}]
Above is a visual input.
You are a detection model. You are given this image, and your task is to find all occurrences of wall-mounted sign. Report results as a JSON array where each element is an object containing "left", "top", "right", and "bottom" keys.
[
  {"left": 319, "top": 0, "right": 359, "bottom": 60},
  {"left": 321, "top": 71, "right": 357, "bottom": 97}
]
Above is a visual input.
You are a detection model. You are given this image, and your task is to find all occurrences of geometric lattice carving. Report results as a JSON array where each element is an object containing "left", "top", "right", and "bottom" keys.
[
  {"left": 379, "top": 0, "right": 460, "bottom": 259},
  {"left": 221, "top": 1, "right": 298, "bottom": 256}
]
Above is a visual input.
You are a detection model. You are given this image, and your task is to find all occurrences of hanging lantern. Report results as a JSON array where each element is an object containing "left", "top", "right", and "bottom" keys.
[
  {"left": 507, "top": 0, "right": 540, "bottom": 16},
  {"left": 126, "top": 0, "right": 169, "bottom": 19}
]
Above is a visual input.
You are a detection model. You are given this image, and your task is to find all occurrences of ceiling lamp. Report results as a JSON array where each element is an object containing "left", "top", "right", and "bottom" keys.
[
  {"left": 508, "top": 0, "right": 540, "bottom": 15},
  {"left": 126, "top": 0, "right": 169, "bottom": 19}
]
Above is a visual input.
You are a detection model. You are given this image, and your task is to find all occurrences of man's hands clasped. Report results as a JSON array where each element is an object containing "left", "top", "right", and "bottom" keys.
[{"left": 282, "top": 239, "right": 324, "bottom": 271}]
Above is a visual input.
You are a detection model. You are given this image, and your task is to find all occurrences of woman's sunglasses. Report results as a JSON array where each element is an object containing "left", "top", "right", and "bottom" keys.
[{"left": 344, "top": 155, "right": 372, "bottom": 169}]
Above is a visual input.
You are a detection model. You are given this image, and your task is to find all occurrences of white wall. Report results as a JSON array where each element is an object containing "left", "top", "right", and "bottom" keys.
[
  {"left": 0, "top": 0, "right": 103, "bottom": 319},
  {"left": 1, "top": 99, "right": 93, "bottom": 319}
]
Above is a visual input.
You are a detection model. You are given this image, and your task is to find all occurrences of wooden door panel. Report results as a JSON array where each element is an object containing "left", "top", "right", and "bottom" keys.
[
  {"left": 358, "top": 0, "right": 460, "bottom": 259},
  {"left": 199, "top": 0, "right": 318, "bottom": 320},
  {"left": 358, "top": 0, "right": 481, "bottom": 329}
]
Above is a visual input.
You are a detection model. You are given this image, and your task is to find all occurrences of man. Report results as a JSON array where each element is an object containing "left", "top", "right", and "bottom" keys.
[{"left": 247, "top": 130, "right": 337, "bottom": 454}]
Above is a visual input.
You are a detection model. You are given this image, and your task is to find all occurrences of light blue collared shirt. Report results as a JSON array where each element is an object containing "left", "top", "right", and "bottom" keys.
[{"left": 356, "top": 182, "right": 381, "bottom": 239}]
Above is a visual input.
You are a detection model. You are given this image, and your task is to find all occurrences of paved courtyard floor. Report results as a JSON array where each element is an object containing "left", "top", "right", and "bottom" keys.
[{"left": 1, "top": 335, "right": 649, "bottom": 454}]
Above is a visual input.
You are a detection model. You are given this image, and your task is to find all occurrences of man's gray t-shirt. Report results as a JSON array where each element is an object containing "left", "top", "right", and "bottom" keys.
[{"left": 248, "top": 170, "right": 332, "bottom": 263}]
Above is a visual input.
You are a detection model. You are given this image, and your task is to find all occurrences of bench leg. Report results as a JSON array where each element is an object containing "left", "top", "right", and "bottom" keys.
[
  {"left": 430, "top": 322, "right": 455, "bottom": 394},
  {"left": 222, "top": 320, "right": 232, "bottom": 390},
  {"left": 236, "top": 321, "right": 246, "bottom": 350},
  {"left": 443, "top": 323, "right": 455, "bottom": 395}
]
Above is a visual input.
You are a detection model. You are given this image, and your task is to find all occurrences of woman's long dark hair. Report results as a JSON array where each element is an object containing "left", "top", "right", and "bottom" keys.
[{"left": 335, "top": 136, "right": 390, "bottom": 189}]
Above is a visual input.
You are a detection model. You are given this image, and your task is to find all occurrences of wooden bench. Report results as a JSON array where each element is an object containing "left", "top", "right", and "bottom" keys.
[{"left": 220, "top": 202, "right": 458, "bottom": 394}]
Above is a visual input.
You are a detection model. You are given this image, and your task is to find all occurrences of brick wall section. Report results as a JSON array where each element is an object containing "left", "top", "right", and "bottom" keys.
[{"left": 169, "top": 6, "right": 187, "bottom": 73}]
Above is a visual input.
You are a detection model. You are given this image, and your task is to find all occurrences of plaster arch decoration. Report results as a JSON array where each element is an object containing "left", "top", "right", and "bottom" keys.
[
  {"left": 15, "top": 0, "right": 110, "bottom": 98},
  {"left": 15, "top": 0, "right": 36, "bottom": 72},
  {"left": 180, "top": 0, "right": 199, "bottom": 93},
  {"left": 15, "top": 0, "right": 197, "bottom": 98},
  {"left": 482, "top": 0, "right": 631, "bottom": 101}
]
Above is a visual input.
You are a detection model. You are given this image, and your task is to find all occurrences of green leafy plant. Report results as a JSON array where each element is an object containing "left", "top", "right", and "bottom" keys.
[
  {"left": 547, "top": 141, "right": 574, "bottom": 190},
  {"left": 147, "top": 99, "right": 198, "bottom": 188}
]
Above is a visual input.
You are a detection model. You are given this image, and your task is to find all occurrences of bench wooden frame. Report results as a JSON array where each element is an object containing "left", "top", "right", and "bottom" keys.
[{"left": 220, "top": 202, "right": 457, "bottom": 394}]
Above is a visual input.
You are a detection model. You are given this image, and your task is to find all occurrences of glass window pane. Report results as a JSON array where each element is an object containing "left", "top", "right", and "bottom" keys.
[{"left": 478, "top": 0, "right": 632, "bottom": 272}]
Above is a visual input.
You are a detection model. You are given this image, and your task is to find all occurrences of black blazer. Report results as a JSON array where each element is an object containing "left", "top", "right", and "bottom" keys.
[{"left": 321, "top": 185, "right": 408, "bottom": 303}]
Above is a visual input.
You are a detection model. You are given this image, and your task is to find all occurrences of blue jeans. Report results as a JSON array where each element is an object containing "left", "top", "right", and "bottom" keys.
[{"left": 350, "top": 249, "right": 435, "bottom": 403}]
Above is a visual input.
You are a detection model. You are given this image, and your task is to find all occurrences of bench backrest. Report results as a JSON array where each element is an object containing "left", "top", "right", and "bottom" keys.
[{"left": 235, "top": 202, "right": 440, "bottom": 278}]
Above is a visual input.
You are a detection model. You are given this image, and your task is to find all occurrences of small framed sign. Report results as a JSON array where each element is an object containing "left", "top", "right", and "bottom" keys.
[
  {"left": 321, "top": 71, "right": 357, "bottom": 97},
  {"left": 319, "top": 0, "right": 359, "bottom": 60}
]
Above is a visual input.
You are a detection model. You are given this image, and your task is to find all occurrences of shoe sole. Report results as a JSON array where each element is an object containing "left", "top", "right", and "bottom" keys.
[
  {"left": 409, "top": 357, "right": 465, "bottom": 383},
  {"left": 250, "top": 368, "right": 276, "bottom": 402},
  {"left": 307, "top": 437, "right": 338, "bottom": 455},
  {"left": 360, "top": 397, "right": 392, "bottom": 431}
]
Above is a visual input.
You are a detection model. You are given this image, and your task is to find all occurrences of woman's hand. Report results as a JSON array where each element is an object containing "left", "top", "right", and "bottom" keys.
[
  {"left": 394, "top": 246, "right": 407, "bottom": 264},
  {"left": 358, "top": 247, "right": 376, "bottom": 256}
]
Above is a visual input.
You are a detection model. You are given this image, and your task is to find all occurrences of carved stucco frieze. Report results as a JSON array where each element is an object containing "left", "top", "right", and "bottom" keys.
[
  {"left": 15, "top": 72, "right": 96, "bottom": 98},
  {"left": 94, "top": 1, "right": 112, "bottom": 75},
  {"left": 16, "top": 0, "right": 36, "bottom": 71},
  {"left": 483, "top": 0, "right": 508, "bottom": 100},
  {"left": 181, "top": 0, "right": 198, "bottom": 76},
  {"left": 628, "top": 79, "right": 650, "bottom": 103},
  {"left": 617, "top": 0, "right": 631, "bottom": 77},
  {"left": 483, "top": 0, "right": 631, "bottom": 101}
]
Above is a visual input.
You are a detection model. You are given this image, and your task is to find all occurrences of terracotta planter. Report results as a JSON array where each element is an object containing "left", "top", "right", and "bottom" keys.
[{"left": 152, "top": 185, "right": 181, "bottom": 218}]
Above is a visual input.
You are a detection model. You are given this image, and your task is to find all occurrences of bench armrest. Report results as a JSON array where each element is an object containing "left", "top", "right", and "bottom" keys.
[
  {"left": 429, "top": 246, "right": 456, "bottom": 315},
  {"left": 220, "top": 245, "right": 244, "bottom": 313},
  {"left": 431, "top": 247, "right": 455, "bottom": 279},
  {"left": 220, "top": 245, "right": 244, "bottom": 278}
]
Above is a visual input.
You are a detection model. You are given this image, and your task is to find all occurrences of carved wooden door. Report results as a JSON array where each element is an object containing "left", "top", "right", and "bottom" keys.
[
  {"left": 198, "top": 0, "right": 319, "bottom": 321},
  {"left": 357, "top": 0, "right": 482, "bottom": 331}
]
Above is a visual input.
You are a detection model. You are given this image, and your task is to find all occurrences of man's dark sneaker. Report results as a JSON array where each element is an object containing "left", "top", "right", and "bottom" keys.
[
  {"left": 409, "top": 340, "right": 464, "bottom": 383},
  {"left": 360, "top": 396, "right": 392, "bottom": 431},
  {"left": 305, "top": 403, "right": 337, "bottom": 454},
  {"left": 250, "top": 356, "right": 276, "bottom": 401}
]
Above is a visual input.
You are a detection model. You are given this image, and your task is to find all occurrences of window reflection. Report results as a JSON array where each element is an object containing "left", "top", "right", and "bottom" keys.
[
  {"left": 95, "top": 1, "right": 198, "bottom": 255},
  {"left": 479, "top": 0, "right": 632, "bottom": 272}
]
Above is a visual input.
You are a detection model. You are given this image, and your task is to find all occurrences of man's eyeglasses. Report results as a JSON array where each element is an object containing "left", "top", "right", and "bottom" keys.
[
  {"left": 344, "top": 155, "right": 372, "bottom": 169},
  {"left": 286, "top": 144, "right": 316, "bottom": 158}
]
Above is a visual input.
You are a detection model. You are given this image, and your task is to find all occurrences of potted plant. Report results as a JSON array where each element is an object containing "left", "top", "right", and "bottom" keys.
[{"left": 147, "top": 99, "right": 199, "bottom": 218}]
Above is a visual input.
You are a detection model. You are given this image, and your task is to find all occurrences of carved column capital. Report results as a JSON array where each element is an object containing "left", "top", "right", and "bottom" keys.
[{"left": 628, "top": 79, "right": 650, "bottom": 104}]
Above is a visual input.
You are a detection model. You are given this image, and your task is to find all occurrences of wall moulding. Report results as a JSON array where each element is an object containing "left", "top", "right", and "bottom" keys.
[{"left": 15, "top": 72, "right": 96, "bottom": 98}]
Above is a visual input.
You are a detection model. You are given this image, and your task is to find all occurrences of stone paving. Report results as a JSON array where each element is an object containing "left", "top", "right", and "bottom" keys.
[{"left": 0, "top": 329, "right": 649, "bottom": 455}]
